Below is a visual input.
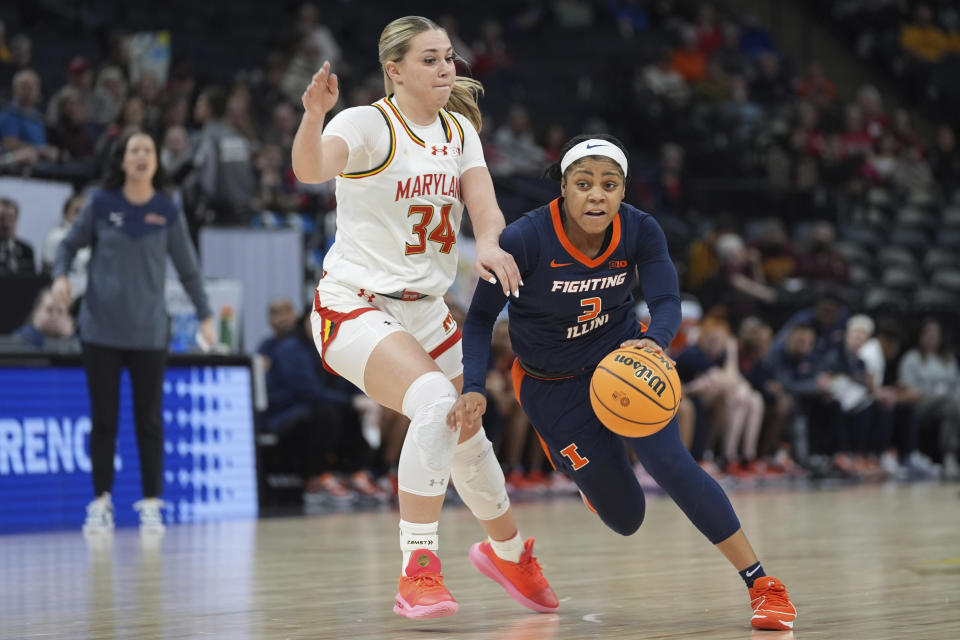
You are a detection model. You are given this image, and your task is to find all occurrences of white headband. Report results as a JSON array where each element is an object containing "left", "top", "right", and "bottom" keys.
[{"left": 560, "top": 139, "right": 629, "bottom": 177}]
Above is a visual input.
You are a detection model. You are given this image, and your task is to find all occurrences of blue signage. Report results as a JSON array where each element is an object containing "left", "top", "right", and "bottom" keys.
[{"left": 0, "top": 363, "right": 258, "bottom": 533}]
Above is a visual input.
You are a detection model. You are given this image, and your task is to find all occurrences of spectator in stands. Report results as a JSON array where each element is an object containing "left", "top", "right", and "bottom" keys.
[
  {"left": 294, "top": 3, "right": 343, "bottom": 71},
  {"left": 897, "top": 319, "right": 960, "bottom": 479},
  {"left": 0, "top": 69, "right": 58, "bottom": 161},
  {"left": 750, "top": 218, "right": 797, "bottom": 286},
  {"left": 791, "top": 101, "right": 826, "bottom": 158},
  {"left": 541, "top": 122, "right": 567, "bottom": 164},
  {"left": 0, "top": 197, "right": 35, "bottom": 275},
  {"left": 42, "top": 194, "right": 90, "bottom": 291},
  {"left": 676, "top": 317, "right": 764, "bottom": 476},
  {"left": 749, "top": 52, "right": 790, "bottom": 106},
  {"left": 0, "top": 21, "right": 10, "bottom": 65},
  {"left": 793, "top": 222, "right": 849, "bottom": 284},
  {"left": 714, "top": 21, "right": 749, "bottom": 76},
  {"left": 861, "top": 133, "right": 899, "bottom": 185},
  {"left": 0, "top": 34, "right": 31, "bottom": 96},
  {"left": 929, "top": 124, "right": 960, "bottom": 197},
  {"left": 253, "top": 143, "right": 299, "bottom": 213},
  {"left": 840, "top": 104, "right": 873, "bottom": 159},
  {"left": 856, "top": 84, "right": 889, "bottom": 140},
  {"left": 94, "top": 95, "right": 146, "bottom": 170},
  {"left": 641, "top": 48, "right": 691, "bottom": 108},
  {"left": 46, "top": 57, "right": 97, "bottom": 128},
  {"left": 900, "top": 4, "right": 951, "bottom": 64},
  {"left": 694, "top": 60, "right": 731, "bottom": 103},
  {"left": 135, "top": 72, "right": 164, "bottom": 136},
  {"left": 820, "top": 314, "right": 892, "bottom": 478},
  {"left": 795, "top": 62, "right": 837, "bottom": 109},
  {"left": 160, "top": 124, "right": 191, "bottom": 182},
  {"left": 893, "top": 143, "right": 935, "bottom": 198},
  {"left": 740, "top": 317, "right": 800, "bottom": 472},
  {"left": 48, "top": 87, "right": 96, "bottom": 162},
  {"left": 186, "top": 86, "right": 255, "bottom": 224},
  {"left": 252, "top": 53, "right": 290, "bottom": 125},
  {"left": 775, "top": 288, "right": 848, "bottom": 358},
  {"left": 258, "top": 299, "right": 383, "bottom": 501},
  {"left": 739, "top": 13, "right": 777, "bottom": 58},
  {"left": 671, "top": 25, "right": 707, "bottom": 83},
  {"left": 227, "top": 83, "right": 259, "bottom": 141},
  {"left": 695, "top": 3, "right": 724, "bottom": 55},
  {"left": 719, "top": 75, "right": 764, "bottom": 144},
  {"left": 553, "top": 0, "right": 595, "bottom": 29},
  {"left": 713, "top": 232, "right": 777, "bottom": 325},
  {"left": 90, "top": 66, "right": 126, "bottom": 127},
  {"left": 472, "top": 19, "right": 514, "bottom": 76},
  {"left": 493, "top": 104, "right": 546, "bottom": 177},
  {"left": 263, "top": 102, "right": 298, "bottom": 160},
  {"left": 51, "top": 130, "right": 216, "bottom": 533},
  {"left": 11, "top": 287, "right": 76, "bottom": 349},
  {"left": 283, "top": 35, "right": 328, "bottom": 109}
]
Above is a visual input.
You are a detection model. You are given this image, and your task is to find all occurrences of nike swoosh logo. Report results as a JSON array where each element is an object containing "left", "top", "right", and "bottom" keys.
[
  {"left": 550, "top": 259, "right": 574, "bottom": 267},
  {"left": 585, "top": 143, "right": 607, "bottom": 149},
  {"left": 746, "top": 566, "right": 762, "bottom": 577}
]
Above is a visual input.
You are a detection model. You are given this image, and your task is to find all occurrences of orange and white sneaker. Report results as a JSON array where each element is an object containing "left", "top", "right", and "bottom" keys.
[
  {"left": 394, "top": 549, "right": 458, "bottom": 619},
  {"left": 749, "top": 576, "right": 797, "bottom": 630},
  {"left": 469, "top": 538, "right": 559, "bottom": 613}
]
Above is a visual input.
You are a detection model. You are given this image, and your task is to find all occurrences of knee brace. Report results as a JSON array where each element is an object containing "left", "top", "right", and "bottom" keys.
[
  {"left": 450, "top": 429, "right": 510, "bottom": 521},
  {"left": 397, "top": 371, "right": 459, "bottom": 497}
]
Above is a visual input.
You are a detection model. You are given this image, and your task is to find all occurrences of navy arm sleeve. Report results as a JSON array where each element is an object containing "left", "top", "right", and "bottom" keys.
[
  {"left": 634, "top": 216, "right": 681, "bottom": 349},
  {"left": 461, "top": 222, "right": 534, "bottom": 396}
]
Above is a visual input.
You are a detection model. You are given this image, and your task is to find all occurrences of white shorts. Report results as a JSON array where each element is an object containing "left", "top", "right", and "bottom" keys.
[{"left": 310, "top": 276, "right": 463, "bottom": 393}]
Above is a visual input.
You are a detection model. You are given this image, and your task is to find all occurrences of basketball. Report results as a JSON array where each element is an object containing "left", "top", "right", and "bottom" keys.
[{"left": 589, "top": 346, "right": 682, "bottom": 437}]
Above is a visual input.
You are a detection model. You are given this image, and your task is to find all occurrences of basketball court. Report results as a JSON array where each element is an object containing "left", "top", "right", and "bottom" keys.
[{"left": 2, "top": 482, "right": 958, "bottom": 639}]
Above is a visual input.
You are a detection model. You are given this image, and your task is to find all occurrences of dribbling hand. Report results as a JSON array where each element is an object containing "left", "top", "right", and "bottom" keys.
[
  {"left": 620, "top": 337, "right": 675, "bottom": 365},
  {"left": 302, "top": 61, "right": 339, "bottom": 119}
]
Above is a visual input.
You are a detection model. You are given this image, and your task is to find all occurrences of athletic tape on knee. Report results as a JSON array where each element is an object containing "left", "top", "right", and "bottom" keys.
[
  {"left": 398, "top": 371, "right": 459, "bottom": 497},
  {"left": 450, "top": 428, "right": 510, "bottom": 520}
]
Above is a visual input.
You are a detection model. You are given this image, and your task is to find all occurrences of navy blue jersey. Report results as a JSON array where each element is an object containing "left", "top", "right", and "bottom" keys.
[{"left": 463, "top": 198, "right": 681, "bottom": 395}]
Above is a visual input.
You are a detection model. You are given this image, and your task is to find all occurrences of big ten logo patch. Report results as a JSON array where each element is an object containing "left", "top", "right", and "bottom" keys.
[
  {"left": 442, "top": 312, "right": 456, "bottom": 334},
  {"left": 609, "top": 260, "right": 628, "bottom": 269},
  {"left": 430, "top": 145, "right": 460, "bottom": 156}
]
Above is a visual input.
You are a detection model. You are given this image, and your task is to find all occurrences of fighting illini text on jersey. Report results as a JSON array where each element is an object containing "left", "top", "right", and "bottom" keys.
[{"left": 322, "top": 95, "right": 468, "bottom": 296}]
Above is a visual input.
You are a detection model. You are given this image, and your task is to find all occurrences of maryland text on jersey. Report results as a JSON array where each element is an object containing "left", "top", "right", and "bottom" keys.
[{"left": 395, "top": 173, "right": 461, "bottom": 201}]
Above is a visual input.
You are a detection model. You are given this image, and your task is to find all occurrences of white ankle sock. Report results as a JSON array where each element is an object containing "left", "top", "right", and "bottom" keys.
[
  {"left": 488, "top": 529, "right": 524, "bottom": 563},
  {"left": 399, "top": 519, "right": 439, "bottom": 574}
]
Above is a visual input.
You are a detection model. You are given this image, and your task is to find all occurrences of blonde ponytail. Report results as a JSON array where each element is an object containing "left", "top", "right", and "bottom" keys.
[
  {"left": 378, "top": 15, "right": 484, "bottom": 132},
  {"left": 445, "top": 76, "right": 484, "bottom": 132}
]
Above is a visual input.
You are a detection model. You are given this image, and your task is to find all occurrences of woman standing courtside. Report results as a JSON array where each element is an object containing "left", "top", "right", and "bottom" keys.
[
  {"left": 292, "top": 16, "right": 556, "bottom": 619},
  {"left": 52, "top": 131, "right": 216, "bottom": 533}
]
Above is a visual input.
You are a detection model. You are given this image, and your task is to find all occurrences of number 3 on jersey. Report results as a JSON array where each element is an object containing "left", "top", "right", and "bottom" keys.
[{"left": 406, "top": 204, "right": 456, "bottom": 255}]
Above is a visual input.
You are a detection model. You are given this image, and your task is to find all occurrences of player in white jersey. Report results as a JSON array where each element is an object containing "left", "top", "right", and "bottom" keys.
[{"left": 291, "top": 16, "right": 557, "bottom": 619}]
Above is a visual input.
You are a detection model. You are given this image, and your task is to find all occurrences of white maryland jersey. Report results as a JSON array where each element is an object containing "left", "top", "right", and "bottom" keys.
[{"left": 322, "top": 95, "right": 481, "bottom": 296}]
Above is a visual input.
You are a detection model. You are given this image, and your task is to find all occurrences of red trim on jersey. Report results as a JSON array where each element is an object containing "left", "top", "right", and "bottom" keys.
[
  {"left": 549, "top": 198, "right": 622, "bottom": 269},
  {"left": 428, "top": 328, "right": 462, "bottom": 360},
  {"left": 313, "top": 290, "right": 378, "bottom": 376}
]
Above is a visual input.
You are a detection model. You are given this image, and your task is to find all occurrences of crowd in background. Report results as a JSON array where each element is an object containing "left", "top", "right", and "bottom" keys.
[{"left": 1, "top": 0, "right": 959, "bottom": 505}]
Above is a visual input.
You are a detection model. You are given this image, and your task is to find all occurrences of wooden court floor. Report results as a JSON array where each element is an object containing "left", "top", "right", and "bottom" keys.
[{"left": 1, "top": 483, "right": 958, "bottom": 640}]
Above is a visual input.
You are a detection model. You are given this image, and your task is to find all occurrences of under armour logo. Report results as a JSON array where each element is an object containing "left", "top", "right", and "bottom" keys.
[
  {"left": 357, "top": 288, "right": 375, "bottom": 303},
  {"left": 383, "top": 320, "right": 399, "bottom": 326},
  {"left": 431, "top": 145, "right": 448, "bottom": 156},
  {"left": 428, "top": 478, "right": 446, "bottom": 488}
]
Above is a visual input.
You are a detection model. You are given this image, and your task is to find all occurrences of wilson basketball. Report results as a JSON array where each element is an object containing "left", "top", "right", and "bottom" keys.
[{"left": 589, "top": 346, "right": 682, "bottom": 437}]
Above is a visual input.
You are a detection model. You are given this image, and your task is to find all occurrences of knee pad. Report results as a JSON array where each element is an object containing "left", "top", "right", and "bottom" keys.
[
  {"left": 397, "top": 371, "right": 459, "bottom": 497},
  {"left": 450, "top": 429, "right": 510, "bottom": 520}
]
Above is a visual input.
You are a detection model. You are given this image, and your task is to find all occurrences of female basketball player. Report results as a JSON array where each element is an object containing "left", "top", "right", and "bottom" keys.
[
  {"left": 291, "top": 16, "right": 556, "bottom": 619},
  {"left": 451, "top": 134, "right": 797, "bottom": 631}
]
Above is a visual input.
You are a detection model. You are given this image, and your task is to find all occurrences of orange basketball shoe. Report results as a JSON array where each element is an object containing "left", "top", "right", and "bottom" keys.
[
  {"left": 394, "top": 549, "right": 459, "bottom": 619},
  {"left": 469, "top": 538, "right": 559, "bottom": 613},
  {"left": 749, "top": 576, "right": 797, "bottom": 630}
]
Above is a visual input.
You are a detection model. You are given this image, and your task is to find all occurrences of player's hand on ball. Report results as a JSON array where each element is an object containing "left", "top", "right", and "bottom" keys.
[
  {"left": 447, "top": 392, "right": 486, "bottom": 431},
  {"left": 620, "top": 337, "right": 675, "bottom": 365},
  {"left": 302, "top": 61, "right": 339, "bottom": 119}
]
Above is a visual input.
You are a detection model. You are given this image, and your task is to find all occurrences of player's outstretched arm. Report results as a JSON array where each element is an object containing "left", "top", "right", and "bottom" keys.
[
  {"left": 292, "top": 61, "right": 349, "bottom": 183},
  {"left": 461, "top": 166, "right": 521, "bottom": 298}
]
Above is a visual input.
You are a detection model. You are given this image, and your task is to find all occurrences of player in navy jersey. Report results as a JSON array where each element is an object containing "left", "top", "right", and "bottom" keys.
[{"left": 451, "top": 134, "right": 797, "bottom": 631}]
